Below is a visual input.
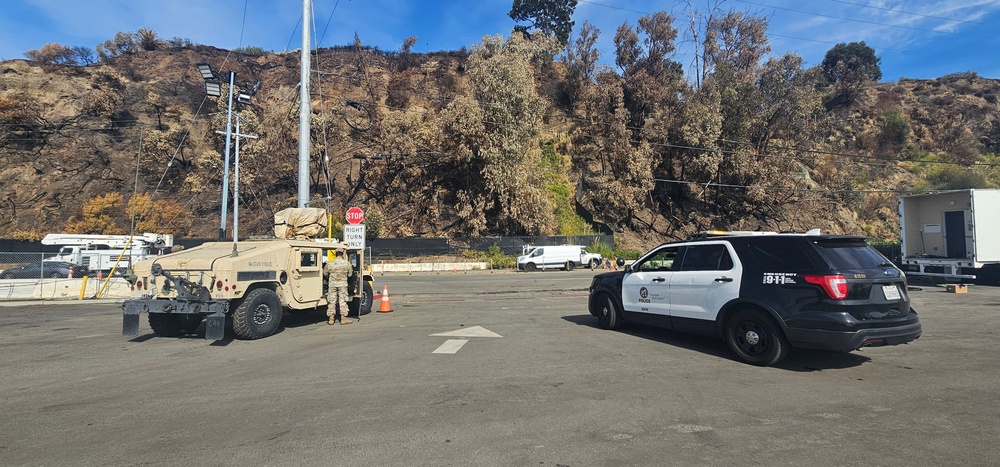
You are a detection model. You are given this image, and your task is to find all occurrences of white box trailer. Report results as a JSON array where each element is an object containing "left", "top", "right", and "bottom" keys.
[{"left": 898, "top": 189, "right": 1000, "bottom": 283}]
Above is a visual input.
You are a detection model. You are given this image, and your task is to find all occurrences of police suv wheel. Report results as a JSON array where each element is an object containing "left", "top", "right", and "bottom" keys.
[
  {"left": 233, "top": 288, "right": 282, "bottom": 340},
  {"left": 725, "top": 310, "right": 789, "bottom": 366},
  {"left": 596, "top": 294, "right": 622, "bottom": 330}
]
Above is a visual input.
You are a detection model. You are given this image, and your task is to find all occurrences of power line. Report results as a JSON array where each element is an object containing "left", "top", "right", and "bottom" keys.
[
  {"left": 318, "top": 0, "right": 342, "bottom": 47},
  {"left": 654, "top": 178, "right": 914, "bottom": 194},
  {"left": 732, "top": 0, "right": 991, "bottom": 38},
  {"left": 577, "top": 0, "right": 659, "bottom": 16},
  {"left": 237, "top": 0, "right": 250, "bottom": 49},
  {"left": 820, "top": 0, "right": 989, "bottom": 26},
  {"left": 767, "top": 32, "right": 908, "bottom": 53},
  {"left": 576, "top": 0, "right": 912, "bottom": 55},
  {"left": 333, "top": 92, "right": 1000, "bottom": 169}
]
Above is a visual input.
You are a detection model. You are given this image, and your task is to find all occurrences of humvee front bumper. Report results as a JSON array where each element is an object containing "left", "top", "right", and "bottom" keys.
[{"left": 123, "top": 298, "right": 230, "bottom": 340}]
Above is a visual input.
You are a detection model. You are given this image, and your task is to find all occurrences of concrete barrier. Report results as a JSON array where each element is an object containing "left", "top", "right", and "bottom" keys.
[
  {"left": 370, "top": 262, "right": 492, "bottom": 273},
  {"left": 0, "top": 277, "right": 133, "bottom": 301}
]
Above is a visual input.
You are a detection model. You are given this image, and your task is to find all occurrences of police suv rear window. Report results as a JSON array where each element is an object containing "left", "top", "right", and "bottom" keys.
[
  {"left": 814, "top": 240, "right": 888, "bottom": 269},
  {"left": 746, "top": 240, "right": 814, "bottom": 270}
]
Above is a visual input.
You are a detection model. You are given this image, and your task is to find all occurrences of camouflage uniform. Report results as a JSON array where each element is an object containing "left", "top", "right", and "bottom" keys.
[{"left": 326, "top": 254, "right": 353, "bottom": 324}]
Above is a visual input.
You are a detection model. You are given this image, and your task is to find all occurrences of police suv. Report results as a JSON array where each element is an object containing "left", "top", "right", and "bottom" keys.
[{"left": 587, "top": 230, "right": 922, "bottom": 366}]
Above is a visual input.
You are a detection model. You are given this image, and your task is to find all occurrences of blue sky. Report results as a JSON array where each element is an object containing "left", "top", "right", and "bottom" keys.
[{"left": 1, "top": 0, "right": 999, "bottom": 81}]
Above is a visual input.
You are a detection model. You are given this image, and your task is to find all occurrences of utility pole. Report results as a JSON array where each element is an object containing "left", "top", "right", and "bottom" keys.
[
  {"left": 297, "top": 0, "right": 311, "bottom": 208},
  {"left": 231, "top": 115, "right": 258, "bottom": 255}
]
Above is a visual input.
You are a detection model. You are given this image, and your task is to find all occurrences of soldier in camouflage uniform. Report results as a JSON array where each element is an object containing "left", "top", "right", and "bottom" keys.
[{"left": 326, "top": 250, "right": 353, "bottom": 325}]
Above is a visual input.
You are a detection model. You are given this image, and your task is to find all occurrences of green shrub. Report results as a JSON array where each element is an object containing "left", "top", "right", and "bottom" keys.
[
  {"left": 463, "top": 245, "right": 516, "bottom": 269},
  {"left": 587, "top": 240, "right": 641, "bottom": 262},
  {"left": 234, "top": 45, "right": 267, "bottom": 57},
  {"left": 540, "top": 140, "right": 594, "bottom": 235}
]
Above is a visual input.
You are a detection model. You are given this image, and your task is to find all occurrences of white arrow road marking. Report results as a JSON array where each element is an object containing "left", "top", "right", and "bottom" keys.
[
  {"left": 432, "top": 339, "right": 468, "bottom": 354},
  {"left": 430, "top": 325, "right": 503, "bottom": 338},
  {"left": 430, "top": 326, "right": 502, "bottom": 354}
]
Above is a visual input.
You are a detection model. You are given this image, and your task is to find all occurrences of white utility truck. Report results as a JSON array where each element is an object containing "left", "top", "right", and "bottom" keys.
[
  {"left": 41, "top": 233, "right": 174, "bottom": 276},
  {"left": 898, "top": 189, "right": 1000, "bottom": 284}
]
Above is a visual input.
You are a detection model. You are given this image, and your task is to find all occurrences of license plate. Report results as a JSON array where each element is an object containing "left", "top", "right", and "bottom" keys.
[{"left": 882, "top": 285, "right": 901, "bottom": 300}]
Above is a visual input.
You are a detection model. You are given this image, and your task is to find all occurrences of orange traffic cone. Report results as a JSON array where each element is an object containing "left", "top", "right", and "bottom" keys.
[{"left": 378, "top": 285, "right": 393, "bottom": 313}]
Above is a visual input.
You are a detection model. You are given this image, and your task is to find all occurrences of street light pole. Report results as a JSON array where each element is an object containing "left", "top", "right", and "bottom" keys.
[
  {"left": 198, "top": 62, "right": 259, "bottom": 241},
  {"left": 219, "top": 70, "right": 236, "bottom": 241}
]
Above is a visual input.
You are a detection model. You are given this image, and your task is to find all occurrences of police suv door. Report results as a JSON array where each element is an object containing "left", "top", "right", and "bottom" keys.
[
  {"left": 621, "top": 246, "right": 680, "bottom": 321},
  {"left": 667, "top": 242, "right": 741, "bottom": 330}
]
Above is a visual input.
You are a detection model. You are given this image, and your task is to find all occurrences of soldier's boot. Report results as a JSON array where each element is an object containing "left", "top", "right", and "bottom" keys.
[
  {"left": 328, "top": 315, "right": 336, "bottom": 325},
  {"left": 340, "top": 316, "right": 354, "bottom": 325}
]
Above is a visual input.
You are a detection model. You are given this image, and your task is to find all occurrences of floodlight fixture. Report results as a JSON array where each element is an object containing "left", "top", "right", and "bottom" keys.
[
  {"left": 205, "top": 80, "right": 222, "bottom": 97},
  {"left": 195, "top": 62, "right": 216, "bottom": 80},
  {"left": 237, "top": 92, "right": 253, "bottom": 105}
]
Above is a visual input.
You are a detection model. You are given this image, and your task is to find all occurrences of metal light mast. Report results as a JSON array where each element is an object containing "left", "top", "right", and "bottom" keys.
[{"left": 297, "top": 0, "right": 311, "bottom": 207}]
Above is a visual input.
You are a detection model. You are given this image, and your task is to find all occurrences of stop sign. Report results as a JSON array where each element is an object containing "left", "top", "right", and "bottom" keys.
[{"left": 346, "top": 206, "right": 365, "bottom": 225}]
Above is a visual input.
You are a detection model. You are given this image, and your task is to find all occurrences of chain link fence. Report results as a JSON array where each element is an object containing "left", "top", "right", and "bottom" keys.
[{"left": 0, "top": 252, "right": 133, "bottom": 301}]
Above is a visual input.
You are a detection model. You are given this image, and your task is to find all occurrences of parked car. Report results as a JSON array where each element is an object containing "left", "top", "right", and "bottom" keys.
[
  {"left": 588, "top": 230, "right": 921, "bottom": 366},
  {"left": 0, "top": 261, "right": 90, "bottom": 279}
]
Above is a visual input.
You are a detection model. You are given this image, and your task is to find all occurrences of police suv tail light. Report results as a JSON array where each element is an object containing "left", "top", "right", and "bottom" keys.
[{"left": 802, "top": 274, "right": 848, "bottom": 300}]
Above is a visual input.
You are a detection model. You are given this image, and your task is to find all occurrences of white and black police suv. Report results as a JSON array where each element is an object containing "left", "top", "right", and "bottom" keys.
[{"left": 587, "top": 230, "right": 921, "bottom": 366}]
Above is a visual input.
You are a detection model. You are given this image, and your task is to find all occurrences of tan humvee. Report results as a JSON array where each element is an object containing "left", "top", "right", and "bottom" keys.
[{"left": 122, "top": 209, "right": 373, "bottom": 340}]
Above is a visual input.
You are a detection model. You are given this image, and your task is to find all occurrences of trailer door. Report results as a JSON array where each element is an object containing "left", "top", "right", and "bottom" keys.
[
  {"left": 944, "top": 211, "right": 966, "bottom": 259},
  {"left": 971, "top": 190, "right": 1000, "bottom": 263}
]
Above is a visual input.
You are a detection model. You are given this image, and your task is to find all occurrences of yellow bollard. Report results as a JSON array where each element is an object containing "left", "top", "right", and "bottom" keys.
[{"left": 78, "top": 276, "right": 89, "bottom": 300}]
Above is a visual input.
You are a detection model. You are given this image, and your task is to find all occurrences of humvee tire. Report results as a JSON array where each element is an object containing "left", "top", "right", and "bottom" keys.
[
  {"left": 233, "top": 288, "right": 282, "bottom": 339},
  {"left": 148, "top": 314, "right": 203, "bottom": 337},
  {"left": 350, "top": 282, "right": 374, "bottom": 316}
]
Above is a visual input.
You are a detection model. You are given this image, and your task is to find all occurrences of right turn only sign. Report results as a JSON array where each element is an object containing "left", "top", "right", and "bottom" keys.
[{"left": 343, "top": 224, "right": 366, "bottom": 249}]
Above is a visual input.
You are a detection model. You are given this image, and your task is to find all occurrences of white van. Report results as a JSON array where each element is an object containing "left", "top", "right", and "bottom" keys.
[{"left": 517, "top": 245, "right": 603, "bottom": 271}]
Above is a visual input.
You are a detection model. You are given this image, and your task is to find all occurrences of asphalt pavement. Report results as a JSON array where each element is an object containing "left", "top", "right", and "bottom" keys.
[{"left": 0, "top": 270, "right": 997, "bottom": 466}]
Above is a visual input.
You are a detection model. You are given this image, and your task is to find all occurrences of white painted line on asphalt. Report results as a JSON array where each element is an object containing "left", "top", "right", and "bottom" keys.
[
  {"left": 433, "top": 339, "right": 468, "bottom": 354},
  {"left": 430, "top": 326, "right": 503, "bottom": 338}
]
